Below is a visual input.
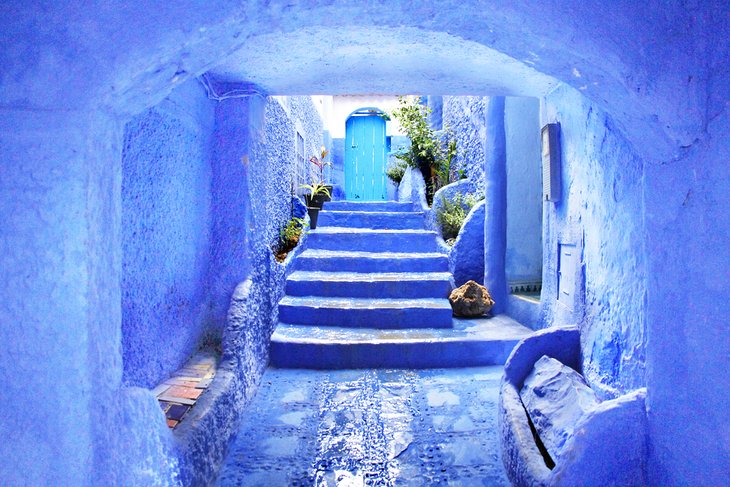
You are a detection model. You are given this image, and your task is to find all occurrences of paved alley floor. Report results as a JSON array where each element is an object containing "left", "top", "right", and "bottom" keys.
[{"left": 216, "top": 367, "right": 510, "bottom": 486}]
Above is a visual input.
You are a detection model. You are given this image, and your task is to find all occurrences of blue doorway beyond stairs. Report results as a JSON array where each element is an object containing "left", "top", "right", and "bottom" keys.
[{"left": 345, "top": 108, "right": 387, "bottom": 201}]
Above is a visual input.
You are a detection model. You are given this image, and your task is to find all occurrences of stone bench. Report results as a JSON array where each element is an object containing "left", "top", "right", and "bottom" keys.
[{"left": 498, "top": 325, "right": 648, "bottom": 486}]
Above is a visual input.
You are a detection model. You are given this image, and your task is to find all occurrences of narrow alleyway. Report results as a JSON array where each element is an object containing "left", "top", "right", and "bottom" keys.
[{"left": 217, "top": 366, "right": 510, "bottom": 486}]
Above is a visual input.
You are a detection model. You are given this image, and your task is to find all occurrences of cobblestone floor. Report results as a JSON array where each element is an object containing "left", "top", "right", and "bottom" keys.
[{"left": 217, "top": 367, "right": 510, "bottom": 486}]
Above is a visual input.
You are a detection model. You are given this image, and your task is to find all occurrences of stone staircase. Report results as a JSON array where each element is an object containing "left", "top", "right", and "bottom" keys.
[{"left": 270, "top": 200, "right": 532, "bottom": 369}]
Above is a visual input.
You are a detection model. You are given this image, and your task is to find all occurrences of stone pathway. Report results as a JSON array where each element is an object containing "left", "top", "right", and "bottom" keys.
[{"left": 216, "top": 366, "right": 510, "bottom": 486}]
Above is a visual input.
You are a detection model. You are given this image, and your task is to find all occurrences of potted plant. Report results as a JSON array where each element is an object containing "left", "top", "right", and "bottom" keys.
[
  {"left": 299, "top": 182, "right": 331, "bottom": 209},
  {"left": 299, "top": 182, "right": 331, "bottom": 229},
  {"left": 309, "top": 146, "right": 333, "bottom": 201}
]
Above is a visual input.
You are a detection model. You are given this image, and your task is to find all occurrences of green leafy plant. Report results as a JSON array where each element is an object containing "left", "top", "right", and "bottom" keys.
[
  {"left": 386, "top": 158, "right": 409, "bottom": 185},
  {"left": 433, "top": 138, "right": 466, "bottom": 190},
  {"left": 274, "top": 216, "right": 308, "bottom": 262},
  {"left": 299, "top": 182, "right": 331, "bottom": 199},
  {"left": 390, "top": 97, "right": 465, "bottom": 203},
  {"left": 391, "top": 97, "right": 439, "bottom": 169},
  {"left": 436, "top": 192, "right": 484, "bottom": 243}
]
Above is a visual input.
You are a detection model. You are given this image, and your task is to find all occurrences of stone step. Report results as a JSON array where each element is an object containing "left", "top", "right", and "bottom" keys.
[
  {"left": 317, "top": 210, "right": 425, "bottom": 230},
  {"left": 306, "top": 227, "right": 440, "bottom": 253},
  {"left": 323, "top": 201, "right": 413, "bottom": 212},
  {"left": 277, "top": 296, "right": 453, "bottom": 329},
  {"left": 294, "top": 249, "right": 449, "bottom": 273},
  {"left": 286, "top": 271, "right": 453, "bottom": 299},
  {"left": 270, "top": 315, "right": 534, "bottom": 369}
]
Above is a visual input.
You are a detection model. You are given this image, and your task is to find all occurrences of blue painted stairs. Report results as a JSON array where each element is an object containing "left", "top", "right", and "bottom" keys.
[{"left": 271, "top": 200, "right": 532, "bottom": 369}]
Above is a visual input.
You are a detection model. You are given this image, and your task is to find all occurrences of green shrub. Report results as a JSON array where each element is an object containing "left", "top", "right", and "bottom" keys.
[
  {"left": 274, "top": 216, "right": 307, "bottom": 261},
  {"left": 390, "top": 97, "right": 466, "bottom": 204},
  {"left": 436, "top": 192, "right": 483, "bottom": 243},
  {"left": 386, "top": 159, "right": 409, "bottom": 184}
]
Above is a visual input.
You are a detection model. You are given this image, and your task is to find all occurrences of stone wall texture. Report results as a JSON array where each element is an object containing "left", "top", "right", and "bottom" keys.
[
  {"left": 541, "top": 84, "right": 647, "bottom": 399},
  {"left": 1, "top": 2, "right": 727, "bottom": 486},
  {"left": 443, "top": 96, "right": 488, "bottom": 193},
  {"left": 121, "top": 79, "right": 215, "bottom": 388}
]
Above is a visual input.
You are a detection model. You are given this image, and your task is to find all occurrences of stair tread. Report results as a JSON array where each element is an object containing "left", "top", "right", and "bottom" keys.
[
  {"left": 299, "top": 249, "right": 447, "bottom": 259},
  {"left": 288, "top": 271, "right": 452, "bottom": 282},
  {"left": 279, "top": 295, "right": 451, "bottom": 309},
  {"left": 310, "top": 227, "right": 436, "bottom": 235},
  {"left": 272, "top": 316, "right": 533, "bottom": 344},
  {"left": 319, "top": 210, "right": 424, "bottom": 216}
]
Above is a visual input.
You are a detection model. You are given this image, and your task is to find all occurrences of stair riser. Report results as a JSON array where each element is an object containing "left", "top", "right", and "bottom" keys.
[
  {"left": 270, "top": 339, "right": 520, "bottom": 369},
  {"left": 324, "top": 201, "right": 413, "bottom": 212},
  {"left": 285, "top": 279, "right": 451, "bottom": 299},
  {"left": 306, "top": 233, "right": 439, "bottom": 252},
  {"left": 317, "top": 212, "right": 424, "bottom": 229},
  {"left": 294, "top": 256, "right": 449, "bottom": 273},
  {"left": 278, "top": 304, "right": 453, "bottom": 329}
]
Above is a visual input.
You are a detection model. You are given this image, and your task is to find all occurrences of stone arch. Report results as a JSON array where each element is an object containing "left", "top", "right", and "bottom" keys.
[
  {"left": 4, "top": 2, "right": 711, "bottom": 161},
  {"left": 1, "top": 3, "right": 727, "bottom": 486}
]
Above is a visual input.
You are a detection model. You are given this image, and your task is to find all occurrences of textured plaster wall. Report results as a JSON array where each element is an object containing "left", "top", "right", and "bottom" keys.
[
  {"left": 444, "top": 87, "right": 646, "bottom": 400},
  {"left": 643, "top": 69, "right": 730, "bottom": 484},
  {"left": 443, "top": 96, "right": 489, "bottom": 193},
  {"left": 175, "top": 92, "right": 324, "bottom": 485},
  {"left": 209, "top": 95, "right": 255, "bottom": 332},
  {"left": 0, "top": 109, "right": 124, "bottom": 486},
  {"left": 541, "top": 84, "right": 646, "bottom": 399},
  {"left": 122, "top": 79, "right": 215, "bottom": 388},
  {"left": 1, "top": 2, "right": 728, "bottom": 485},
  {"left": 505, "top": 97, "right": 542, "bottom": 284}
]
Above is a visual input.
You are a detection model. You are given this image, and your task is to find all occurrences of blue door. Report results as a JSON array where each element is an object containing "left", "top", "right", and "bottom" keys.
[{"left": 345, "top": 110, "right": 387, "bottom": 201}]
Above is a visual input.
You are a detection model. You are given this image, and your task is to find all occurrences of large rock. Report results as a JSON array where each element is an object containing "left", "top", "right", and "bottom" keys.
[
  {"left": 449, "top": 280, "right": 494, "bottom": 317},
  {"left": 519, "top": 355, "right": 600, "bottom": 462}
]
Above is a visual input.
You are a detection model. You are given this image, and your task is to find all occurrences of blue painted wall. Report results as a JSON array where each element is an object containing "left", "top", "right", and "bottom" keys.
[
  {"left": 330, "top": 137, "right": 346, "bottom": 199},
  {"left": 643, "top": 80, "right": 730, "bottom": 484},
  {"left": 444, "top": 89, "right": 647, "bottom": 398},
  {"left": 505, "top": 97, "right": 542, "bottom": 285},
  {"left": 443, "top": 96, "right": 489, "bottom": 194},
  {"left": 1, "top": 3, "right": 728, "bottom": 486},
  {"left": 0, "top": 109, "right": 123, "bottom": 486},
  {"left": 541, "top": 84, "right": 647, "bottom": 399},
  {"left": 122, "top": 79, "right": 215, "bottom": 388}
]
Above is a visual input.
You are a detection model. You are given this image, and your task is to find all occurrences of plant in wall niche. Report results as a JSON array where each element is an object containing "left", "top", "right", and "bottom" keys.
[
  {"left": 436, "top": 192, "right": 484, "bottom": 244},
  {"left": 274, "top": 216, "right": 308, "bottom": 262},
  {"left": 386, "top": 159, "right": 409, "bottom": 185},
  {"left": 390, "top": 96, "right": 466, "bottom": 204}
]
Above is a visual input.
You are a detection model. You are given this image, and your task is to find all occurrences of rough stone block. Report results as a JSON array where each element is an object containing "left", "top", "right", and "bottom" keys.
[
  {"left": 519, "top": 355, "right": 599, "bottom": 461},
  {"left": 449, "top": 280, "right": 495, "bottom": 317}
]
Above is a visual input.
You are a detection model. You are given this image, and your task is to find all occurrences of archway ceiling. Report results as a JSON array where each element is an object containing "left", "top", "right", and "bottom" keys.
[
  {"left": 208, "top": 27, "right": 560, "bottom": 97},
  {"left": 3, "top": 1, "right": 711, "bottom": 161}
]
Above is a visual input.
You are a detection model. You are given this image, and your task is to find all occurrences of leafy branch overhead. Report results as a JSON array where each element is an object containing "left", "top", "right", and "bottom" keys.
[{"left": 389, "top": 97, "right": 466, "bottom": 201}]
